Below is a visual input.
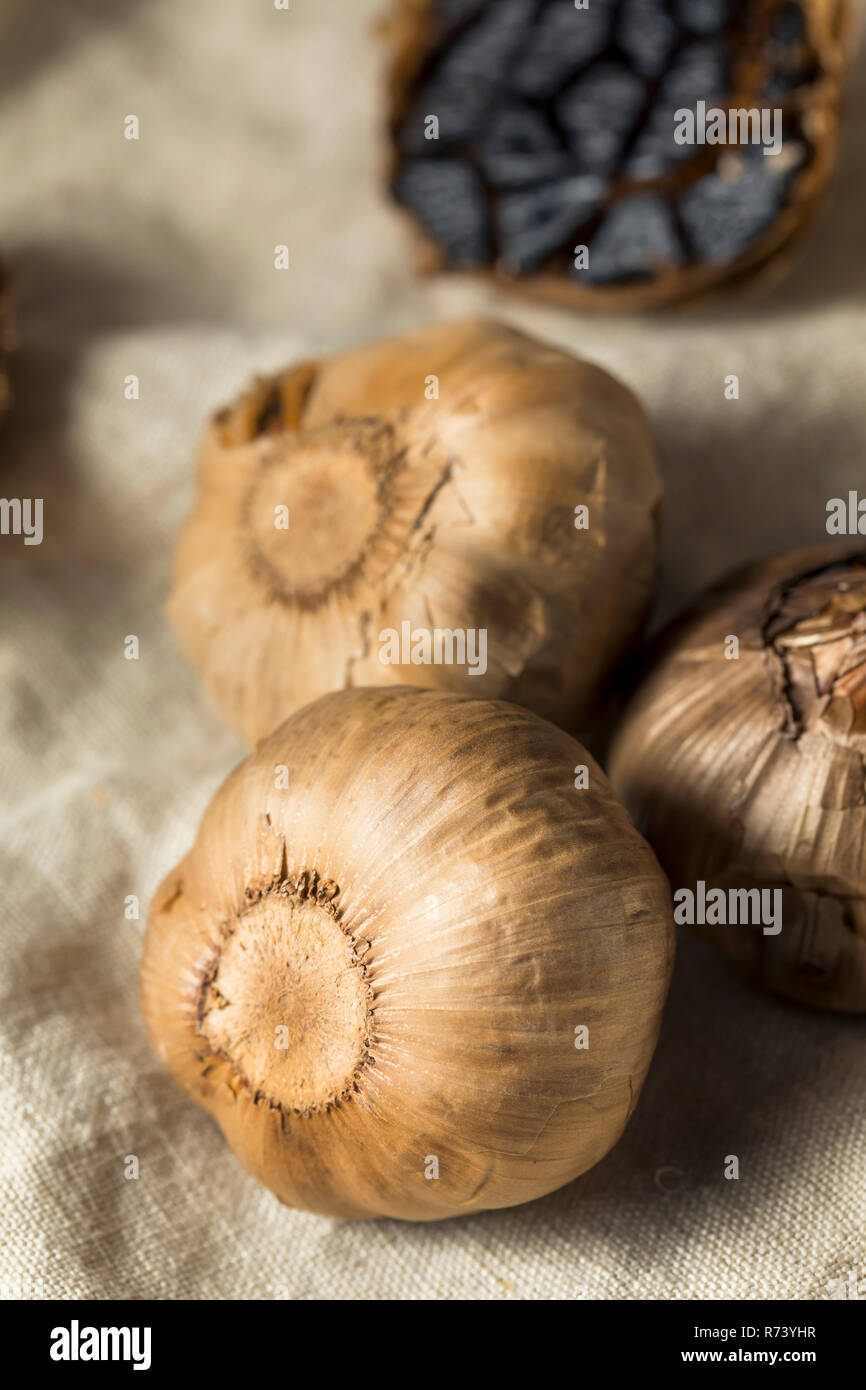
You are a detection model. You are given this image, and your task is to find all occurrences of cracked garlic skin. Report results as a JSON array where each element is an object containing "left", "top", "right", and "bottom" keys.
[
  {"left": 168, "top": 318, "right": 660, "bottom": 746},
  {"left": 609, "top": 547, "right": 866, "bottom": 1013},
  {"left": 140, "top": 686, "right": 674, "bottom": 1221}
]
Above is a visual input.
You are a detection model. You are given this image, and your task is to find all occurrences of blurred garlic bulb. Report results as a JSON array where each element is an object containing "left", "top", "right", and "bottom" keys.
[
  {"left": 168, "top": 318, "right": 661, "bottom": 745},
  {"left": 0, "top": 266, "right": 13, "bottom": 416},
  {"left": 609, "top": 547, "right": 866, "bottom": 1012},
  {"left": 140, "top": 686, "right": 674, "bottom": 1221}
]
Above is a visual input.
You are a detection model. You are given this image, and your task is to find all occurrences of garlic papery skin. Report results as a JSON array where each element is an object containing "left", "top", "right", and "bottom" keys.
[
  {"left": 140, "top": 686, "right": 674, "bottom": 1221},
  {"left": 609, "top": 547, "right": 866, "bottom": 1013},
  {"left": 167, "top": 318, "right": 661, "bottom": 745}
]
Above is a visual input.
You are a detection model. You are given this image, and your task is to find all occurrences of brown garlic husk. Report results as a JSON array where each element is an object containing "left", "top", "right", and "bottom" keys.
[
  {"left": 168, "top": 318, "right": 661, "bottom": 746},
  {"left": 384, "top": 0, "right": 854, "bottom": 311},
  {"left": 609, "top": 546, "right": 866, "bottom": 1012},
  {"left": 140, "top": 686, "right": 674, "bottom": 1221}
]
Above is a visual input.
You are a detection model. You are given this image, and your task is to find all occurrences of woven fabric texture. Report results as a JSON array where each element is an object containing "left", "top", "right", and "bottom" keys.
[{"left": 0, "top": 0, "right": 864, "bottom": 1300}]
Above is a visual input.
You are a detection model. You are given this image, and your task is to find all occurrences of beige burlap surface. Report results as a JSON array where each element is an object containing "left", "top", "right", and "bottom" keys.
[{"left": 0, "top": 0, "right": 864, "bottom": 1300}]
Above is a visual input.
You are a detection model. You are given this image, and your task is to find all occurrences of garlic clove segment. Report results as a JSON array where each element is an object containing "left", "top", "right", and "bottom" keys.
[
  {"left": 609, "top": 546, "right": 866, "bottom": 1012},
  {"left": 140, "top": 686, "right": 675, "bottom": 1221},
  {"left": 168, "top": 318, "right": 661, "bottom": 745}
]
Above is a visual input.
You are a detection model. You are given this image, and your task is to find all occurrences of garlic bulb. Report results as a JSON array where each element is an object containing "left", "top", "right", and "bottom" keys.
[
  {"left": 385, "top": 0, "right": 853, "bottom": 309},
  {"left": 140, "top": 687, "right": 674, "bottom": 1221},
  {"left": 168, "top": 318, "right": 660, "bottom": 745},
  {"left": 609, "top": 547, "right": 866, "bottom": 1012}
]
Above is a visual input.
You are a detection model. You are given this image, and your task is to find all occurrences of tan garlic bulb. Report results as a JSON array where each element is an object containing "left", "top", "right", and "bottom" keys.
[
  {"left": 609, "top": 547, "right": 866, "bottom": 1013},
  {"left": 168, "top": 318, "right": 661, "bottom": 745},
  {"left": 140, "top": 686, "right": 674, "bottom": 1221}
]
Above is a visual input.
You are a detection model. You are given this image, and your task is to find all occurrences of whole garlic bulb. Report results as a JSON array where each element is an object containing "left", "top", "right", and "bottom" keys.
[
  {"left": 168, "top": 318, "right": 660, "bottom": 745},
  {"left": 140, "top": 687, "right": 674, "bottom": 1221},
  {"left": 609, "top": 547, "right": 866, "bottom": 1012}
]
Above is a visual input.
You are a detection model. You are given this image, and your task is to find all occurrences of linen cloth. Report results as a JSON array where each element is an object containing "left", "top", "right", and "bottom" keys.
[{"left": 0, "top": 0, "right": 864, "bottom": 1300}]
